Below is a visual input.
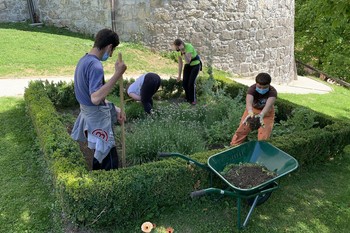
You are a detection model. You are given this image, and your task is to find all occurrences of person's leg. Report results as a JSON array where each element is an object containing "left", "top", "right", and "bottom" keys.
[
  {"left": 141, "top": 73, "right": 161, "bottom": 113},
  {"left": 99, "top": 147, "right": 119, "bottom": 170},
  {"left": 148, "top": 73, "right": 161, "bottom": 95},
  {"left": 182, "top": 65, "right": 191, "bottom": 102},
  {"left": 92, "top": 147, "right": 119, "bottom": 170},
  {"left": 187, "top": 64, "right": 200, "bottom": 104},
  {"left": 230, "top": 109, "right": 252, "bottom": 146},
  {"left": 257, "top": 108, "right": 275, "bottom": 140},
  {"left": 92, "top": 157, "right": 101, "bottom": 170}
]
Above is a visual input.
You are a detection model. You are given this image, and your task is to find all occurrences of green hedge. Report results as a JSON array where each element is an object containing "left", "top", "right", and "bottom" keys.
[
  {"left": 24, "top": 79, "right": 350, "bottom": 229},
  {"left": 271, "top": 122, "right": 350, "bottom": 165},
  {"left": 25, "top": 80, "right": 213, "bottom": 228}
]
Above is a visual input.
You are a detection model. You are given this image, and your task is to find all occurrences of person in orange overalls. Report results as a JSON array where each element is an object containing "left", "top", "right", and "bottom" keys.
[{"left": 230, "top": 73, "right": 277, "bottom": 146}]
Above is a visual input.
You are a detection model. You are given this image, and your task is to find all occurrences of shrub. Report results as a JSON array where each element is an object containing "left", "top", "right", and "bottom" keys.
[
  {"left": 271, "top": 120, "right": 350, "bottom": 165},
  {"left": 124, "top": 103, "right": 207, "bottom": 165},
  {"left": 124, "top": 80, "right": 248, "bottom": 165},
  {"left": 272, "top": 107, "right": 319, "bottom": 137},
  {"left": 125, "top": 100, "right": 146, "bottom": 120},
  {"left": 124, "top": 114, "right": 206, "bottom": 165},
  {"left": 43, "top": 80, "right": 78, "bottom": 109},
  {"left": 159, "top": 78, "right": 183, "bottom": 98},
  {"left": 200, "top": 94, "right": 245, "bottom": 147},
  {"left": 159, "top": 50, "right": 178, "bottom": 63}
]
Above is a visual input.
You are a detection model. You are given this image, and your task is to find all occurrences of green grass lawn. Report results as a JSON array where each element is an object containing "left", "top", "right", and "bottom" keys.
[
  {"left": 279, "top": 82, "right": 350, "bottom": 120},
  {"left": 0, "top": 97, "right": 60, "bottom": 232},
  {"left": 0, "top": 22, "right": 178, "bottom": 78},
  {"left": 0, "top": 22, "right": 350, "bottom": 233}
]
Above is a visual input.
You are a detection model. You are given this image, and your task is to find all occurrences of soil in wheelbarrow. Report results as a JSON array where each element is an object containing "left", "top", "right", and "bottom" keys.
[{"left": 221, "top": 163, "right": 277, "bottom": 189}]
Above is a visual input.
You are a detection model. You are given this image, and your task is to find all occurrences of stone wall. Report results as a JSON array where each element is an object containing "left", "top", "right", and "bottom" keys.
[
  {"left": 112, "top": 0, "right": 296, "bottom": 83},
  {"left": 35, "top": 0, "right": 111, "bottom": 37},
  {"left": 0, "top": 0, "right": 29, "bottom": 22},
  {"left": 1, "top": 0, "right": 296, "bottom": 83}
]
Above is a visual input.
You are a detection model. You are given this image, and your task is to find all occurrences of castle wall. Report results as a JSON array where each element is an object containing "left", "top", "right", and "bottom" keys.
[{"left": 2, "top": 0, "right": 295, "bottom": 83}]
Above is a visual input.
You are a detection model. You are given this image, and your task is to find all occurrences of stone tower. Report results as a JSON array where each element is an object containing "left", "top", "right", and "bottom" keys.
[{"left": 114, "top": 0, "right": 296, "bottom": 83}]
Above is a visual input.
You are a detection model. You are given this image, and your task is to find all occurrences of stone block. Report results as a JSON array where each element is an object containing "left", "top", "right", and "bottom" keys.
[
  {"left": 0, "top": 2, "right": 6, "bottom": 11},
  {"left": 234, "top": 30, "right": 249, "bottom": 40},
  {"left": 188, "top": 9, "right": 204, "bottom": 18},
  {"left": 268, "top": 39, "right": 278, "bottom": 48},
  {"left": 220, "top": 31, "right": 234, "bottom": 40},
  {"left": 237, "top": 0, "right": 247, "bottom": 12},
  {"left": 197, "top": 0, "right": 212, "bottom": 10},
  {"left": 242, "top": 20, "right": 251, "bottom": 29},
  {"left": 150, "top": 0, "right": 163, "bottom": 8},
  {"left": 256, "top": 30, "right": 264, "bottom": 40},
  {"left": 227, "top": 21, "right": 242, "bottom": 30}
]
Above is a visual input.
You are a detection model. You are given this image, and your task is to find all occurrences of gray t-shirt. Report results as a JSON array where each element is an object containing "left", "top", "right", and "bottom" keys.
[
  {"left": 74, "top": 53, "right": 104, "bottom": 106},
  {"left": 127, "top": 73, "right": 147, "bottom": 96}
]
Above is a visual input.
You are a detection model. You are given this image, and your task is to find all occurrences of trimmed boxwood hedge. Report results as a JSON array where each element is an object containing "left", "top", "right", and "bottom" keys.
[{"left": 24, "top": 79, "right": 350, "bottom": 229}]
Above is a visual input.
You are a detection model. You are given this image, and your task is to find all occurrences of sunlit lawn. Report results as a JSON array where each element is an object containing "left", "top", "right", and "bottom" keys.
[
  {"left": 0, "top": 22, "right": 178, "bottom": 78},
  {"left": 0, "top": 97, "right": 59, "bottom": 232},
  {"left": 279, "top": 81, "right": 350, "bottom": 120}
]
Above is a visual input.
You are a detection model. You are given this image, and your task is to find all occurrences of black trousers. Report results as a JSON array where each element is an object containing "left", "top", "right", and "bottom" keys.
[
  {"left": 92, "top": 146, "right": 119, "bottom": 171},
  {"left": 183, "top": 64, "right": 200, "bottom": 103},
  {"left": 141, "top": 73, "right": 161, "bottom": 113}
]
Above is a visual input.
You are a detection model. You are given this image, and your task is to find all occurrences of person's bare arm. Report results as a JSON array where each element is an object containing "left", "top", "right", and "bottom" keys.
[
  {"left": 260, "top": 97, "right": 276, "bottom": 116},
  {"left": 246, "top": 94, "right": 254, "bottom": 112},
  {"left": 91, "top": 60, "right": 126, "bottom": 105},
  {"left": 128, "top": 92, "right": 141, "bottom": 101},
  {"left": 241, "top": 94, "right": 255, "bottom": 125},
  {"left": 177, "top": 55, "right": 183, "bottom": 82},
  {"left": 183, "top": 51, "right": 192, "bottom": 64}
]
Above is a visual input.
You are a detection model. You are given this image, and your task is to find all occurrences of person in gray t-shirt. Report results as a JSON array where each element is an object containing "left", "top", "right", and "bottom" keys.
[{"left": 71, "top": 28, "right": 127, "bottom": 170}]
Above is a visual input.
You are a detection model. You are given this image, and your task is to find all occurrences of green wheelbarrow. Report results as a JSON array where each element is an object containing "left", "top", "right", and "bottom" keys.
[{"left": 159, "top": 141, "right": 298, "bottom": 229}]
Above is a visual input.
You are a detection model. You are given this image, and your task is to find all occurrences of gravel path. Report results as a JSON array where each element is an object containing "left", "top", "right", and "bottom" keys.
[{"left": 0, "top": 75, "right": 332, "bottom": 97}]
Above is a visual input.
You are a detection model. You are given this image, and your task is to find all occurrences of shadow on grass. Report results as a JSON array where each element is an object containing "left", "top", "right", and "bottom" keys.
[
  {"left": 0, "top": 97, "right": 59, "bottom": 232},
  {"left": 0, "top": 21, "right": 93, "bottom": 40}
]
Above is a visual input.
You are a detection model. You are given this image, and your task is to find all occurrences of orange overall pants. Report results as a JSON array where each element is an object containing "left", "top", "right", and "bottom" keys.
[{"left": 230, "top": 107, "right": 275, "bottom": 146}]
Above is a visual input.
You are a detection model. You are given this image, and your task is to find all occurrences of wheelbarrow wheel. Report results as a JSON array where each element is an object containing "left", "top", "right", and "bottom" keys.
[{"left": 246, "top": 183, "right": 274, "bottom": 206}]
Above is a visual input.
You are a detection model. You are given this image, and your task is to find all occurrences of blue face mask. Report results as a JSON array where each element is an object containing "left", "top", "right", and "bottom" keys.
[
  {"left": 101, "top": 51, "right": 109, "bottom": 61},
  {"left": 256, "top": 87, "right": 269, "bottom": 95}
]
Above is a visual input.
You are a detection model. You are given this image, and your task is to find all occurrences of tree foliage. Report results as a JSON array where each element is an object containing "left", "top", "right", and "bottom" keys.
[{"left": 295, "top": 0, "right": 350, "bottom": 82}]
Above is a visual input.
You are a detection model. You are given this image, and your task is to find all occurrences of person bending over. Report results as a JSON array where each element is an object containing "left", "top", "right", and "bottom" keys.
[{"left": 127, "top": 72, "right": 161, "bottom": 114}]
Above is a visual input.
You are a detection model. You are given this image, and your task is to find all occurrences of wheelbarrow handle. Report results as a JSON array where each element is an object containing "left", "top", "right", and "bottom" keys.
[
  {"left": 190, "top": 190, "right": 207, "bottom": 198},
  {"left": 158, "top": 152, "right": 175, "bottom": 157},
  {"left": 158, "top": 152, "right": 209, "bottom": 171},
  {"left": 191, "top": 188, "right": 236, "bottom": 198}
]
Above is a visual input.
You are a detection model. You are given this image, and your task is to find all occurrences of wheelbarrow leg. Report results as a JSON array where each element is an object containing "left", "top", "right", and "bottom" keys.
[
  {"left": 236, "top": 195, "right": 259, "bottom": 229},
  {"left": 237, "top": 197, "right": 242, "bottom": 229},
  {"left": 243, "top": 195, "right": 259, "bottom": 227}
]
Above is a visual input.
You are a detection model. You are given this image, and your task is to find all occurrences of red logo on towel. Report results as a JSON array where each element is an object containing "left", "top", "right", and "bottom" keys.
[{"left": 92, "top": 129, "right": 109, "bottom": 141}]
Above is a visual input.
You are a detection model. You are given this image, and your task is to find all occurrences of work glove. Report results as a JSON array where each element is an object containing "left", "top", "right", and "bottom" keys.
[
  {"left": 255, "top": 113, "right": 265, "bottom": 128},
  {"left": 243, "top": 110, "right": 254, "bottom": 125}
]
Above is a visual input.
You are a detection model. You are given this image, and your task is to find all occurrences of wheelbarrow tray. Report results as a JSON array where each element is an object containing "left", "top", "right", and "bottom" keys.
[{"left": 208, "top": 141, "right": 299, "bottom": 195}]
